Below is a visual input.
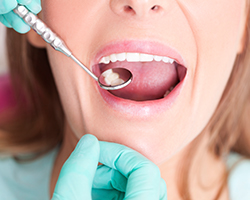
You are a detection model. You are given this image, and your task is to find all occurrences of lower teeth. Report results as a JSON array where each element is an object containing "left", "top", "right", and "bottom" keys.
[{"left": 163, "top": 86, "right": 174, "bottom": 98}]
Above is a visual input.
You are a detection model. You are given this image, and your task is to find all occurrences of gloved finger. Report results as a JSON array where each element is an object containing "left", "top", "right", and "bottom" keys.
[
  {"left": 4, "top": 11, "right": 30, "bottom": 33},
  {"left": 25, "top": 0, "right": 41, "bottom": 14},
  {"left": 160, "top": 178, "right": 167, "bottom": 200},
  {"left": 0, "top": 15, "right": 12, "bottom": 27},
  {"left": 51, "top": 134, "right": 100, "bottom": 200},
  {"left": 92, "top": 188, "right": 124, "bottom": 200},
  {"left": 99, "top": 142, "right": 164, "bottom": 199},
  {"left": 93, "top": 165, "right": 127, "bottom": 192},
  {"left": 0, "top": 0, "right": 17, "bottom": 14},
  {"left": 17, "top": 0, "right": 32, "bottom": 4}
]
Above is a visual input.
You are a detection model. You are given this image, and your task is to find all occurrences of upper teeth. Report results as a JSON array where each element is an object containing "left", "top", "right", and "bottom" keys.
[{"left": 99, "top": 53, "right": 175, "bottom": 64}]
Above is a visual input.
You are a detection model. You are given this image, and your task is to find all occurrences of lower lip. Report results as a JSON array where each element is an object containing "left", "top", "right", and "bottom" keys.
[{"left": 96, "top": 76, "right": 186, "bottom": 119}]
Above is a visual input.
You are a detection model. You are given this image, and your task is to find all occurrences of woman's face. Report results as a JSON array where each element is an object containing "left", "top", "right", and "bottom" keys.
[{"left": 41, "top": 0, "right": 246, "bottom": 164}]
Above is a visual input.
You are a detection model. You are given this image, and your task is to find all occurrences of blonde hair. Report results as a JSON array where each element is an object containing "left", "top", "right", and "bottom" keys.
[{"left": 0, "top": 3, "right": 250, "bottom": 199}]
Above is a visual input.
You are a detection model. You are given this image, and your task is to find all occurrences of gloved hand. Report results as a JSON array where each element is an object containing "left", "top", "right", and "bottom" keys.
[
  {"left": 0, "top": 0, "right": 41, "bottom": 33},
  {"left": 52, "top": 134, "right": 167, "bottom": 200}
]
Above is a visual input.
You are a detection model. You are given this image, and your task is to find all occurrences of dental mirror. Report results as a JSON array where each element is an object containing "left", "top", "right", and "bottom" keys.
[
  {"left": 14, "top": 5, "right": 132, "bottom": 90},
  {"left": 98, "top": 68, "right": 132, "bottom": 90},
  {"left": 71, "top": 55, "right": 132, "bottom": 90}
]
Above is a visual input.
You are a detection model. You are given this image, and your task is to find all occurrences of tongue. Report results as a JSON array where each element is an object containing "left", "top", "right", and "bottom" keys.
[{"left": 100, "top": 61, "right": 179, "bottom": 101}]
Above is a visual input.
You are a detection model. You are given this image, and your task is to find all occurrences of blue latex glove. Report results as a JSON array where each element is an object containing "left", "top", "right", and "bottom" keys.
[
  {"left": 52, "top": 134, "right": 167, "bottom": 200},
  {"left": 0, "top": 0, "right": 41, "bottom": 33}
]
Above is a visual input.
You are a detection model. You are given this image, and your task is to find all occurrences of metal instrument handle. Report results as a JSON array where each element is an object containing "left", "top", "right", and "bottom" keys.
[
  {"left": 14, "top": 5, "right": 72, "bottom": 57},
  {"left": 14, "top": 5, "right": 99, "bottom": 82}
]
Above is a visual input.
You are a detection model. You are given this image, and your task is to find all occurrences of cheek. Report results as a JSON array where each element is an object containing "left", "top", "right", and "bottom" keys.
[
  {"left": 45, "top": 47, "right": 90, "bottom": 137},
  {"left": 41, "top": 0, "right": 106, "bottom": 137},
  {"left": 185, "top": 0, "right": 245, "bottom": 129},
  {"left": 41, "top": 1, "right": 85, "bottom": 52},
  {"left": 41, "top": 0, "right": 107, "bottom": 60}
]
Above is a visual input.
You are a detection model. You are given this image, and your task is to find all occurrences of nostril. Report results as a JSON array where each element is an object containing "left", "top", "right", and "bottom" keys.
[
  {"left": 112, "top": 3, "right": 164, "bottom": 17},
  {"left": 125, "top": 5, "right": 133, "bottom": 10},
  {"left": 151, "top": 5, "right": 159, "bottom": 10},
  {"left": 151, "top": 5, "right": 163, "bottom": 13},
  {"left": 124, "top": 5, "right": 135, "bottom": 14}
]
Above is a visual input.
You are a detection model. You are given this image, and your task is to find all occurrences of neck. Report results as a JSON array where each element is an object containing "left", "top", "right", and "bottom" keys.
[
  {"left": 49, "top": 121, "right": 78, "bottom": 197},
  {"left": 50, "top": 123, "right": 229, "bottom": 199},
  {"left": 159, "top": 133, "right": 229, "bottom": 199}
]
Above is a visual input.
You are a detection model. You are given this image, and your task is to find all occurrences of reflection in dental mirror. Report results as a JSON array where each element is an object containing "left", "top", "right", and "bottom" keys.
[{"left": 99, "top": 68, "right": 133, "bottom": 90}]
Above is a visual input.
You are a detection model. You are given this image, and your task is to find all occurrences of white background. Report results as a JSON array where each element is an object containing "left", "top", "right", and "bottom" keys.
[{"left": 0, "top": 23, "right": 7, "bottom": 75}]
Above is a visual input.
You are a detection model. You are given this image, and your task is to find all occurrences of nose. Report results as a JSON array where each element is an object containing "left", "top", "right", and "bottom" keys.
[{"left": 110, "top": 0, "right": 165, "bottom": 19}]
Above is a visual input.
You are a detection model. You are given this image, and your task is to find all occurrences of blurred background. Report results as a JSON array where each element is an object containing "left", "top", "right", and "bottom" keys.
[{"left": 0, "top": 23, "right": 7, "bottom": 75}]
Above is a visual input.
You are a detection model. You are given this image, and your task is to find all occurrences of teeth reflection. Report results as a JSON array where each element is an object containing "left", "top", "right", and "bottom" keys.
[
  {"left": 104, "top": 73, "right": 119, "bottom": 85},
  {"left": 102, "top": 69, "right": 113, "bottom": 77},
  {"left": 102, "top": 69, "right": 123, "bottom": 86},
  {"left": 111, "top": 78, "right": 125, "bottom": 86}
]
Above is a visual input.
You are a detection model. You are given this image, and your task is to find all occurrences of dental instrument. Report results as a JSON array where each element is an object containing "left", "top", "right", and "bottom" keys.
[{"left": 13, "top": 5, "right": 132, "bottom": 90}]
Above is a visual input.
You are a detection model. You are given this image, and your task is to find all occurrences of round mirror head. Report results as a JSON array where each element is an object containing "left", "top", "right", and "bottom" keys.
[{"left": 98, "top": 68, "right": 133, "bottom": 90}]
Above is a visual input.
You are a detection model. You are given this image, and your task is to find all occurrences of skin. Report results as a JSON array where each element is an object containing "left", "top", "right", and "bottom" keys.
[{"left": 28, "top": 0, "right": 247, "bottom": 199}]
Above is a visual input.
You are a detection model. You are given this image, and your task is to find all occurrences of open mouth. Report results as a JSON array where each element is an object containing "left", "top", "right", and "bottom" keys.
[{"left": 94, "top": 52, "right": 187, "bottom": 101}]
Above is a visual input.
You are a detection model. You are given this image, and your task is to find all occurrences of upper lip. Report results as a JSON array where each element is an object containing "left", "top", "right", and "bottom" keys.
[{"left": 90, "top": 40, "right": 186, "bottom": 68}]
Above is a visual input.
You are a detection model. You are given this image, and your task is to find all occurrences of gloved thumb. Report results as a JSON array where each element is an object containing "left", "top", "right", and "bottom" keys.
[{"left": 51, "top": 134, "right": 100, "bottom": 200}]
